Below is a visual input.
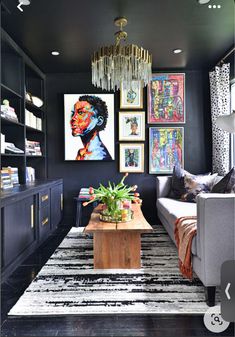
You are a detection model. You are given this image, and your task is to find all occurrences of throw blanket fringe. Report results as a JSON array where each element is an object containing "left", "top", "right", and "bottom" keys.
[{"left": 174, "top": 216, "right": 197, "bottom": 280}]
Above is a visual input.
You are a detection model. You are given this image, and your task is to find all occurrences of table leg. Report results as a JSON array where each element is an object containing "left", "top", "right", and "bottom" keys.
[{"left": 93, "top": 231, "right": 141, "bottom": 269}]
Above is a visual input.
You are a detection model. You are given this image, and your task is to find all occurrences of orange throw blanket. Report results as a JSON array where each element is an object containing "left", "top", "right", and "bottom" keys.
[{"left": 174, "top": 216, "right": 197, "bottom": 280}]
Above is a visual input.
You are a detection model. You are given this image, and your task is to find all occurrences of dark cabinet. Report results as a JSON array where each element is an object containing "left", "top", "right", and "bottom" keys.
[
  {"left": 50, "top": 183, "right": 63, "bottom": 229},
  {"left": 3, "top": 195, "right": 36, "bottom": 268},
  {"left": 1, "top": 179, "right": 63, "bottom": 282}
]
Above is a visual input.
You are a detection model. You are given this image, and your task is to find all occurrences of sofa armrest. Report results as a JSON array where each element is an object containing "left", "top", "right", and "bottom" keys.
[
  {"left": 196, "top": 193, "right": 235, "bottom": 285},
  {"left": 156, "top": 176, "right": 172, "bottom": 198}
]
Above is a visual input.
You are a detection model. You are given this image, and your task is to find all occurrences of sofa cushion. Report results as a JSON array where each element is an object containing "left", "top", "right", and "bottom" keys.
[
  {"left": 157, "top": 197, "right": 197, "bottom": 225},
  {"left": 169, "top": 164, "right": 189, "bottom": 199},
  {"left": 211, "top": 167, "right": 235, "bottom": 193},
  {"left": 157, "top": 198, "right": 199, "bottom": 256},
  {"left": 180, "top": 173, "right": 218, "bottom": 202}
]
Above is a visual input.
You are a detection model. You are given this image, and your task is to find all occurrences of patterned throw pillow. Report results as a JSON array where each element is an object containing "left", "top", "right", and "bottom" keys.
[
  {"left": 211, "top": 167, "right": 235, "bottom": 193},
  {"left": 180, "top": 173, "right": 218, "bottom": 202}
]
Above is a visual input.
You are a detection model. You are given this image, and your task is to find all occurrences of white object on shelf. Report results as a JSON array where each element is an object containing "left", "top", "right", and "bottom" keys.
[
  {"left": 1, "top": 133, "right": 5, "bottom": 153},
  {"left": 26, "top": 166, "right": 35, "bottom": 183},
  {"left": 36, "top": 117, "right": 42, "bottom": 131}
]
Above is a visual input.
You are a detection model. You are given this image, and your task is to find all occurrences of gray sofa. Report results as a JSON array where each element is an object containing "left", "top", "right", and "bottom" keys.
[{"left": 156, "top": 176, "right": 235, "bottom": 306}]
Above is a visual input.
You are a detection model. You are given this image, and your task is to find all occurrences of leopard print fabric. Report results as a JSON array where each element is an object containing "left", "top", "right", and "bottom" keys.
[{"left": 209, "top": 63, "right": 230, "bottom": 175}]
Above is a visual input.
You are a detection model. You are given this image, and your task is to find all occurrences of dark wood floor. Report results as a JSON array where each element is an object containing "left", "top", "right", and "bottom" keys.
[{"left": 1, "top": 225, "right": 234, "bottom": 337}]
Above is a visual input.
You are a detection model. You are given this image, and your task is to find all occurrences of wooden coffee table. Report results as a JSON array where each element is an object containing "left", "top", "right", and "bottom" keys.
[{"left": 84, "top": 204, "right": 153, "bottom": 269}]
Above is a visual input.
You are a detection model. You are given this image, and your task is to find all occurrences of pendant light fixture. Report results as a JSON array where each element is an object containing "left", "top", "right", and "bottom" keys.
[{"left": 91, "top": 17, "right": 152, "bottom": 91}]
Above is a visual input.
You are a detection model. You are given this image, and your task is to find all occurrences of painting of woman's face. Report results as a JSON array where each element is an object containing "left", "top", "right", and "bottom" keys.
[{"left": 70, "top": 100, "right": 99, "bottom": 136}]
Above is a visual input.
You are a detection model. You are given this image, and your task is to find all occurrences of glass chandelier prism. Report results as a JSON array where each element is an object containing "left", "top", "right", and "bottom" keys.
[{"left": 91, "top": 17, "right": 152, "bottom": 91}]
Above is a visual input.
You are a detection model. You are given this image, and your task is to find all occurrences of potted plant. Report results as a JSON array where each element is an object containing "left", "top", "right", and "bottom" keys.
[{"left": 83, "top": 173, "right": 142, "bottom": 222}]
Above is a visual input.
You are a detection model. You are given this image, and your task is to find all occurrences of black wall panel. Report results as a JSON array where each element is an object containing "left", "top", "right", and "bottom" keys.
[{"left": 46, "top": 70, "right": 212, "bottom": 225}]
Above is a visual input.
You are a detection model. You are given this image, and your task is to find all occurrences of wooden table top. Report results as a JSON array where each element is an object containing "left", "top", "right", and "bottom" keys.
[{"left": 84, "top": 204, "right": 153, "bottom": 233}]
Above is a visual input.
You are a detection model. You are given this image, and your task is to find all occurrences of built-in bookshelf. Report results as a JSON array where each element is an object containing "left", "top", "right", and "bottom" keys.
[{"left": 0, "top": 29, "right": 47, "bottom": 187}]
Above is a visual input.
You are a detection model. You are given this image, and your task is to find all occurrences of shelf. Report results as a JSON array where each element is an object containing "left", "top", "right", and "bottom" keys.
[
  {"left": 26, "top": 155, "right": 45, "bottom": 158},
  {"left": 1, "top": 29, "right": 47, "bottom": 185},
  {"left": 1, "top": 83, "right": 23, "bottom": 99},
  {"left": 1, "top": 153, "right": 25, "bottom": 157},
  {"left": 1, "top": 116, "right": 24, "bottom": 127},
  {"left": 26, "top": 125, "right": 44, "bottom": 133}
]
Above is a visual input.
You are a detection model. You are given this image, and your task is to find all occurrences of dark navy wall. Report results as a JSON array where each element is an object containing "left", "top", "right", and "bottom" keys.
[{"left": 46, "top": 70, "right": 212, "bottom": 225}]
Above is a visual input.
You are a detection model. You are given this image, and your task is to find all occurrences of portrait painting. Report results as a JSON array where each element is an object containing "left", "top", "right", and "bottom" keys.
[
  {"left": 120, "top": 81, "right": 143, "bottom": 109},
  {"left": 149, "top": 127, "right": 184, "bottom": 174},
  {"left": 119, "top": 111, "right": 145, "bottom": 141},
  {"left": 64, "top": 94, "right": 115, "bottom": 161},
  {"left": 148, "top": 73, "right": 185, "bottom": 123},
  {"left": 119, "top": 143, "right": 144, "bottom": 173}
]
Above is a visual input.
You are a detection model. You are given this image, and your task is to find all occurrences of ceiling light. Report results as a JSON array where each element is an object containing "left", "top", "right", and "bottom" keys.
[
  {"left": 217, "top": 5, "right": 221, "bottom": 8},
  {"left": 91, "top": 17, "right": 152, "bottom": 91},
  {"left": 198, "top": 0, "right": 211, "bottom": 4},
  {"left": 208, "top": 4, "right": 212, "bottom": 8},
  {"left": 173, "top": 49, "right": 182, "bottom": 54},
  {"left": 51, "top": 51, "right": 60, "bottom": 56},
  {"left": 213, "top": 5, "right": 216, "bottom": 8}
]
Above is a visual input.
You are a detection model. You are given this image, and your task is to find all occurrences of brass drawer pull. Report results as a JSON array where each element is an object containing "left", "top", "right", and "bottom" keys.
[
  {"left": 31, "top": 204, "right": 34, "bottom": 228},
  {"left": 61, "top": 193, "right": 63, "bottom": 211},
  {"left": 41, "top": 194, "right": 49, "bottom": 202},
  {"left": 42, "top": 217, "right": 49, "bottom": 226}
]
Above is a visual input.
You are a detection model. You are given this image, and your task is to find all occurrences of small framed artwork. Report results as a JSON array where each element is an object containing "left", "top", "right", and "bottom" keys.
[
  {"left": 119, "top": 111, "right": 145, "bottom": 141},
  {"left": 119, "top": 143, "right": 144, "bottom": 173},
  {"left": 149, "top": 127, "right": 184, "bottom": 174},
  {"left": 147, "top": 73, "right": 185, "bottom": 124},
  {"left": 120, "top": 81, "right": 143, "bottom": 109}
]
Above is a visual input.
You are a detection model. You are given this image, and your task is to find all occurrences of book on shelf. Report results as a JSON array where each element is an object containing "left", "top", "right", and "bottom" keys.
[
  {"left": 26, "top": 166, "right": 35, "bottom": 183},
  {"left": 0, "top": 168, "right": 14, "bottom": 190},
  {"left": 25, "top": 109, "right": 42, "bottom": 130},
  {"left": 1, "top": 133, "right": 5, "bottom": 153},
  {"left": 1, "top": 166, "right": 19, "bottom": 187},
  {"left": 25, "top": 139, "right": 42, "bottom": 156},
  {"left": 1, "top": 102, "right": 18, "bottom": 123}
]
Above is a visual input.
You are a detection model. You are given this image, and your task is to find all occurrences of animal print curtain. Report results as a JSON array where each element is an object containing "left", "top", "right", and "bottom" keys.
[{"left": 209, "top": 63, "right": 230, "bottom": 175}]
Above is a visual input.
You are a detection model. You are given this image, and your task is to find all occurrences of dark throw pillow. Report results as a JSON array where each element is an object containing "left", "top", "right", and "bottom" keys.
[
  {"left": 211, "top": 167, "right": 235, "bottom": 193},
  {"left": 169, "top": 164, "right": 189, "bottom": 199}
]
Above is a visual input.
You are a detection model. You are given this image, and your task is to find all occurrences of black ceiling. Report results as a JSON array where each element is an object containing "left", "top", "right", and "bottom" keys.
[{"left": 1, "top": 0, "right": 234, "bottom": 73}]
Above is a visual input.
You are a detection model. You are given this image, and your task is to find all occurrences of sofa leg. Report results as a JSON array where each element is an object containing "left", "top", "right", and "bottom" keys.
[{"left": 205, "top": 286, "right": 216, "bottom": 306}]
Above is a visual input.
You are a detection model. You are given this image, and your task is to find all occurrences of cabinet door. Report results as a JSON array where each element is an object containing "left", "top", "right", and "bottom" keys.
[
  {"left": 3, "top": 195, "right": 36, "bottom": 267},
  {"left": 39, "top": 205, "right": 51, "bottom": 242},
  {"left": 50, "top": 183, "right": 63, "bottom": 229}
]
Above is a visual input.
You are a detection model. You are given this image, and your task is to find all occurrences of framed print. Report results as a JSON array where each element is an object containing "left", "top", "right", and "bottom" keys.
[
  {"left": 147, "top": 73, "right": 185, "bottom": 123},
  {"left": 119, "top": 143, "right": 144, "bottom": 173},
  {"left": 119, "top": 111, "right": 145, "bottom": 141},
  {"left": 149, "top": 127, "right": 184, "bottom": 174},
  {"left": 120, "top": 81, "right": 143, "bottom": 109},
  {"left": 64, "top": 94, "right": 115, "bottom": 161}
]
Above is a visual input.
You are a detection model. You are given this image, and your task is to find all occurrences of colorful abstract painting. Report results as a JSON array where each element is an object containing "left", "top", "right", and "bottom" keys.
[
  {"left": 149, "top": 127, "right": 184, "bottom": 174},
  {"left": 148, "top": 73, "right": 185, "bottom": 123},
  {"left": 64, "top": 94, "right": 115, "bottom": 161}
]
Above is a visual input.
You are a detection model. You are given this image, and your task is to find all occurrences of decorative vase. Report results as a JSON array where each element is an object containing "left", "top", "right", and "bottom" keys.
[{"left": 99, "top": 200, "right": 133, "bottom": 223}]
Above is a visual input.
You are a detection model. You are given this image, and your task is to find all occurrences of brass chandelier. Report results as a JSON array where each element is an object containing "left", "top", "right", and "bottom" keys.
[{"left": 91, "top": 17, "right": 152, "bottom": 91}]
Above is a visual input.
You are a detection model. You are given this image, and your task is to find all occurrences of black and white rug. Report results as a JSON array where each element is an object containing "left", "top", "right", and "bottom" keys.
[{"left": 9, "top": 225, "right": 218, "bottom": 316}]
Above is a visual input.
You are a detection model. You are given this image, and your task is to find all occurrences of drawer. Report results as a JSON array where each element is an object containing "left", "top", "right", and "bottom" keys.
[
  {"left": 39, "top": 205, "right": 51, "bottom": 241},
  {"left": 39, "top": 189, "right": 50, "bottom": 208}
]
